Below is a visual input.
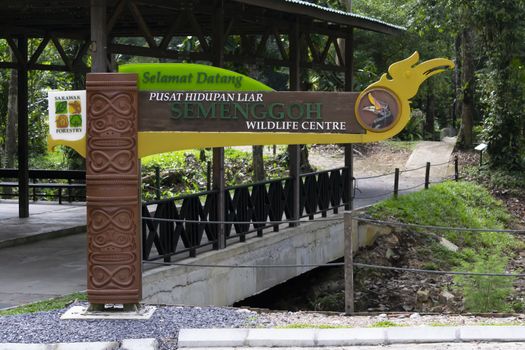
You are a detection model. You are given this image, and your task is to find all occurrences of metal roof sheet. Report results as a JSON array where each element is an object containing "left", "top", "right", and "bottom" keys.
[
  {"left": 287, "top": 0, "right": 405, "bottom": 29},
  {"left": 234, "top": 0, "right": 406, "bottom": 34}
]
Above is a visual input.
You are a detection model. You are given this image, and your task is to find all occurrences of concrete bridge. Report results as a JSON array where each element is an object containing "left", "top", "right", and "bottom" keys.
[
  {"left": 142, "top": 211, "right": 391, "bottom": 306},
  {"left": 0, "top": 140, "right": 455, "bottom": 308},
  {"left": 143, "top": 213, "right": 345, "bottom": 306}
]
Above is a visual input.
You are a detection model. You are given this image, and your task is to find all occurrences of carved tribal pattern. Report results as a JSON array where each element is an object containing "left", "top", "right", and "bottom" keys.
[
  {"left": 91, "top": 208, "right": 135, "bottom": 231},
  {"left": 86, "top": 74, "right": 141, "bottom": 304},
  {"left": 90, "top": 94, "right": 134, "bottom": 117},
  {"left": 91, "top": 265, "right": 135, "bottom": 288},
  {"left": 90, "top": 150, "right": 134, "bottom": 172}
]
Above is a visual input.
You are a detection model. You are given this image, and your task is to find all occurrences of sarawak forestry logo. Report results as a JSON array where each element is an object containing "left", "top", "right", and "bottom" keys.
[
  {"left": 55, "top": 98, "right": 82, "bottom": 131},
  {"left": 356, "top": 88, "right": 400, "bottom": 132},
  {"left": 48, "top": 90, "right": 86, "bottom": 141}
]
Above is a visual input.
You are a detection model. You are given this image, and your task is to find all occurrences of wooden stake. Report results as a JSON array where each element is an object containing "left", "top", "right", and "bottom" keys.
[{"left": 344, "top": 211, "right": 354, "bottom": 314}]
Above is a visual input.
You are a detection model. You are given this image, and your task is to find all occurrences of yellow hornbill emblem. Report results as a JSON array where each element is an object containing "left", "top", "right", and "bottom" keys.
[
  {"left": 355, "top": 51, "right": 454, "bottom": 133},
  {"left": 371, "top": 51, "right": 454, "bottom": 101},
  {"left": 362, "top": 93, "right": 393, "bottom": 130}
]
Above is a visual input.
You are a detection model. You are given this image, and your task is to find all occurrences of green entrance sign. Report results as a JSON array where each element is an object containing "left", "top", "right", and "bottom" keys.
[
  {"left": 138, "top": 91, "right": 363, "bottom": 134},
  {"left": 48, "top": 52, "right": 454, "bottom": 159},
  {"left": 119, "top": 63, "right": 273, "bottom": 91}
]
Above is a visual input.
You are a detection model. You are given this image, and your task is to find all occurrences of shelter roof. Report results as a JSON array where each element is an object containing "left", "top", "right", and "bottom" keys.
[
  {"left": 0, "top": 0, "right": 405, "bottom": 39},
  {"left": 235, "top": 0, "right": 406, "bottom": 34}
]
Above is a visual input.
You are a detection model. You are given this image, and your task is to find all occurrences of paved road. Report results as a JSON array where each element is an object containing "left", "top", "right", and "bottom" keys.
[
  {"left": 0, "top": 233, "right": 86, "bottom": 309},
  {"left": 404, "top": 138, "right": 456, "bottom": 179}
]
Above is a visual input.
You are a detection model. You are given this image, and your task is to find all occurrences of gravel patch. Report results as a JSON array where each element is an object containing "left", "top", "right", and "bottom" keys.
[
  {"left": 256, "top": 310, "right": 525, "bottom": 328},
  {"left": 0, "top": 303, "right": 260, "bottom": 350},
  {"left": 4, "top": 303, "right": 525, "bottom": 349}
]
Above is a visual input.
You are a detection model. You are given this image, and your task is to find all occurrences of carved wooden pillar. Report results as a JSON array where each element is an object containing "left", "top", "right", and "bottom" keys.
[{"left": 86, "top": 73, "right": 141, "bottom": 305}]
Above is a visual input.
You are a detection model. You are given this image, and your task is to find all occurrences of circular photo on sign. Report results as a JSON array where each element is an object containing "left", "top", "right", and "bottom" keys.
[{"left": 356, "top": 88, "right": 401, "bottom": 132}]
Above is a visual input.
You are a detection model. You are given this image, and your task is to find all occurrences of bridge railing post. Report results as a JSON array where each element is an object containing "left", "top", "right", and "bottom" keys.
[
  {"left": 425, "top": 162, "right": 431, "bottom": 189},
  {"left": 213, "top": 148, "right": 226, "bottom": 249},
  {"left": 455, "top": 155, "right": 459, "bottom": 181},
  {"left": 289, "top": 145, "right": 301, "bottom": 227},
  {"left": 344, "top": 211, "right": 354, "bottom": 314},
  {"left": 393, "top": 168, "right": 400, "bottom": 199}
]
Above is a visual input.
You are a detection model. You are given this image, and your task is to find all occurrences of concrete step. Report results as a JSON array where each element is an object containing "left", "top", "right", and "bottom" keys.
[
  {"left": 178, "top": 326, "right": 525, "bottom": 348},
  {"left": 0, "top": 338, "right": 157, "bottom": 350}
]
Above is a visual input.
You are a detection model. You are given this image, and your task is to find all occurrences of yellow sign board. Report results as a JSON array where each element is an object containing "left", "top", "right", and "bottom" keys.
[{"left": 48, "top": 52, "right": 453, "bottom": 158}]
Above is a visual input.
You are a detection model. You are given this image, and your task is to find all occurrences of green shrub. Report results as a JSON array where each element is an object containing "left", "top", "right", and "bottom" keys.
[
  {"left": 395, "top": 109, "right": 424, "bottom": 141},
  {"left": 312, "top": 292, "right": 345, "bottom": 311},
  {"left": 140, "top": 148, "right": 288, "bottom": 200},
  {"left": 454, "top": 255, "right": 513, "bottom": 313},
  {"left": 370, "top": 320, "right": 400, "bottom": 328},
  {"left": 468, "top": 168, "right": 525, "bottom": 197},
  {"left": 421, "top": 262, "right": 439, "bottom": 271},
  {"left": 278, "top": 323, "right": 349, "bottom": 329}
]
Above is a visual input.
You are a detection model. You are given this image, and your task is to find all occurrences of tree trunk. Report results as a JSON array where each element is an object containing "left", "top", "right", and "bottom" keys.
[
  {"left": 459, "top": 28, "right": 475, "bottom": 148},
  {"left": 300, "top": 145, "right": 313, "bottom": 172},
  {"left": 424, "top": 80, "right": 435, "bottom": 138},
  {"left": 452, "top": 34, "right": 461, "bottom": 128},
  {"left": 4, "top": 48, "right": 17, "bottom": 169},
  {"left": 252, "top": 145, "right": 265, "bottom": 181}
]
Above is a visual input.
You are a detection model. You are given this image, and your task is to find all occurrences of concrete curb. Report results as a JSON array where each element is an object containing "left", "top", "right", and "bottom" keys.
[
  {"left": 178, "top": 326, "right": 525, "bottom": 348},
  {"left": 0, "top": 338, "right": 157, "bottom": 350},
  {"left": 0, "top": 225, "right": 86, "bottom": 249}
]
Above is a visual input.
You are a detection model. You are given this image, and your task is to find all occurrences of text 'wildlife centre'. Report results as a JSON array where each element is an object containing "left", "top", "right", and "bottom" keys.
[{"left": 146, "top": 91, "right": 348, "bottom": 132}]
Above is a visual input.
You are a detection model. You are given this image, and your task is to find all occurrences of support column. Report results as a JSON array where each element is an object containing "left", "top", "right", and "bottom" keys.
[
  {"left": 17, "top": 37, "right": 29, "bottom": 218},
  {"left": 344, "top": 28, "right": 354, "bottom": 210},
  {"left": 212, "top": 2, "right": 226, "bottom": 249},
  {"left": 91, "top": 0, "right": 108, "bottom": 73},
  {"left": 86, "top": 73, "right": 141, "bottom": 305},
  {"left": 288, "top": 19, "right": 301, "bottom": 226}
]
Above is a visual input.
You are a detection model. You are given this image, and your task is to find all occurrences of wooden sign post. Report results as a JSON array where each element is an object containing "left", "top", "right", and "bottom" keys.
[{"left": 86, "top": 73, "right": 141, "bottom": 306}]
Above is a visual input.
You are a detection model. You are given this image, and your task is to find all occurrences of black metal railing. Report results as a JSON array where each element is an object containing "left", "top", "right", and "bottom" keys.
[
  {"left": 141, "top": 167, "right": 350, "bottom": 261},
  {"left": 0, "top": 168, "right": 86, "bottom": 203},
  {"left": 299, "top": 167, "right": 350, "bottom": 219}
]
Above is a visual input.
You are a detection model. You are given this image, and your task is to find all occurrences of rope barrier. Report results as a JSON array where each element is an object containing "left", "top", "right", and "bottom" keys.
[
  {"left": 143, "top": 260, "right": 345, "bottom": 268},
  {"left": 428, "top": 160, "right": 455, "bottom": 167},
  {"left": 355, "top": 171, "right": 397, "bottom": 180},
  {"left": 142, "top": 260, "right": 525, "bottom": 278},
  {"left": 353, "top": 191, "right": 394, "bottom": 200},
  {"left": 354, "top": 160, "right": 453, "bottom": 181},
  {"left": 401, "top": 164, "right": 428, "bottom": 172},
  {"left": 401, "top": 160, "right": 452, "bottom": 174},
  {"left": 353, "top": 183, "right": 425, "bottom": 200},
  {"left": 398, "top": 183, "right": 425, "bottom": 192},
  {"left": 353, "top": 263, "right": 525, "bottom": 277}
]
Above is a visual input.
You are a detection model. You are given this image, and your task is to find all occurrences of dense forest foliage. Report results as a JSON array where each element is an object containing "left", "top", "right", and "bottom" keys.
[{"left": 0, "top": 0, "right": 524, "bottom": 170}]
